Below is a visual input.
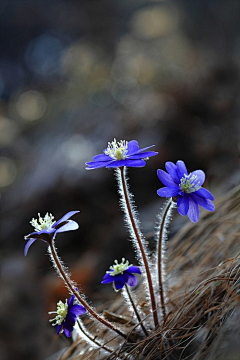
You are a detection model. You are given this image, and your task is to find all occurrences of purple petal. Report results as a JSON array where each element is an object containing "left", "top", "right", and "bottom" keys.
[
  {"left": 127, "top": 266, "right": 141, "bottom": 274},
  {"left": 53, "top": 211, "right": 80, "bottom": 228},
  {"left": 157, "top": 187, "right": 179, "bottom": 198},
  {"left": 191, "top": 194, "right": 215, "bottom": 212},
  {"left": 136, "top": 145, "right": 155, "bottom": 153},
  {"left": 85, "top": 160, "right": 113, "bottom": 169},
  {"left": 157, "top": 169, "right": 179, "bottom": 188},
  {"left": 101, "top": 273, "right": 114, "bottom": 284},
  {"left": 55, "top": 220, "right": 79, "bottom": 234},
  {"left": 124, "top": 159, "right": 146, "bottom": 167},
  {"left": 92, "top": 154, "right": 111, "bottom": 161},
  {"left": 105, "top": 159, "right": 126, "bottom": 168},
  {"left": 24, "top": 238, "right": 36, "bottom": 256},
  {"left": 165, "top": 162, "right": 179, "bottom": 183},
  {"left": 195, "top": 188, "right": 214, "bottom": 200},
  {"left": 127, "top": 140, "right": 139, "bottom": 155},
  {"left": 124, "top": 273, "right": 137, "bottom": 287},
  {"left": 177, "top": 195, "right": 189, "bottom": 216},
  {"left": 57, "top": 324, "right": 62, "bottom": 335},
  {"left": 187, "top": 197, "right": 200, "bottom": 223},
  {"left": 70, "top": 304, "right": 86, "bottom": 316},
  {"left": 176, "top": 160, "right": 188, "bottom": 178},
  {"left": 63, "top": 328, "right": 72, "bottom": 337},
  {"left": 191, "top": 170, "right": 205, "bottom": 186},
  {"left": 128, "top": 151, "right": 158, "bottom": 160},
  {"left": 114, "top": 274, "right": 126, "bottom": 290},
  {"left": 67, "top": 295, "right": 75, "bottom": 308}
]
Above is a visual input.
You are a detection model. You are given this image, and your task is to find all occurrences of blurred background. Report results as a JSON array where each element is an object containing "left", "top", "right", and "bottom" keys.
[{"left": 1, "top": 1, "right": 240, "bottom": 359}]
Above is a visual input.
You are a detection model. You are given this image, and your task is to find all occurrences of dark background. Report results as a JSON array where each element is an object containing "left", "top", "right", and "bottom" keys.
[{"left": 1, "top": 1, "right": 239, "bottom": 359}]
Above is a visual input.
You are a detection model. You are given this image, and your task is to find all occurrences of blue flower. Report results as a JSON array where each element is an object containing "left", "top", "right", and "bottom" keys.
[
  {"left": 49, "top": 294, "right": 86, "bottom": 337},
  {"left": 101, "top": 258, "right": 141, "bottom": 290},
  {"left": 157, "top": 160, "right": 215, "bottom": 223},
  {"left": 24, "top": 211, "right": 80, "bottom": 256},
  {"left": 85, "top": 139, "right": 158, "bottom": 170}
]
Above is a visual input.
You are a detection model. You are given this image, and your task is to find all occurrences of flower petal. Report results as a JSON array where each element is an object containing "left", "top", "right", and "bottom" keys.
[
  {"left": 67, "top": 295, "right": 75, "bottom": 308},
  {"left": 53, "top": 211, "right": 80, "bottom": 228},
  {"left": 157, "top": 169, "right": 179, "bottom": 188},
  {"left": 195, "top": 188, "right": 214, "bottom": 200},
  {"left": 114, "top": 274, "right": 126, "bottom": 290},
  {"left": 127, "top": 140, "right": 139, "bottom": 155},
  {"left": 124, "top": 273, "right": 137, "bottom": 287},
  {"left": 92, "top": 154, "right": 111, "bottom": 161},
  {"left": 187, "top": 197, "right": 200, "bottom": 223},
  {"left": 157, "top": 187, "right": 179, "bottom": 198},
  {"left": 165, "top": 162, "right": 179, "bottom": 183},
  {"left": 55, "top": 220, "right": 79, "bottom": 234},
  {"left": 85, "top": 160, "right": 113, "bottom": 169},
  {"left": 70, "top": 304, "right": 86, "bottom": 316},
  {"left": 24, "top": 238, "right": 36, "bottom": 256},
  {"left": 191, "top": 170, "right": 205, "bottom": 186},
  {"left": 177, "top": 195, "right": 189, "bottom": 216},
  {"left": 136, "top": 145, "right": 155, "bottom": 153},
  {"left": 105, "top": 160, "right": 126, "bottom": 168},
  {"left": 124, "top": 159, "right": 146, "bottom": 167},
  {"left": 63, "top": 327, "right": 72, "bottom": 337},
  {"left": 127, "top": 266, "right": 141, "bottom": 274},
  {"left": 101, "top": 273, "right": 114, "bottom": 284},
  {"left": 191, "top": 194, "right": 215, "bottom": 212},
  {"left": 128, "top": 151, "right": 158, "bottom": 160},
  {"left": 176, "top": 160, "right": 188, "bottom": 178},
  {"left": 57, "top": 324, "right": 62, "bottom": 335}
]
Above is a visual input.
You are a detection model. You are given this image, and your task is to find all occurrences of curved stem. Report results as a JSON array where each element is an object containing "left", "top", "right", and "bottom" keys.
[
  {"left": 119, "top": 167, "right": 159, "bottom": 328},
  {"left": 49, "top": 242, "right": 127, "bottom": 339},
  {"left": 124, "top": 284, "right": 149, "bottom": 336},
  {"left": 157, "top": 198, "right": 173, "bottom": 322}
]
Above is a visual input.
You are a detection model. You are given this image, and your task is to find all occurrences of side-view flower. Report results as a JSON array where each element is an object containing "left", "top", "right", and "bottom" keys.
[
  {"left": 24, "top": 211, "right": 80, "bottom": 256},
  {"left": 101, "top": 258, "right": 141, "bottom": 290},
  {"left": 85, "top": 139, "right": 158, "bottom": 170},
  {"left": 157, "top": 160, "right": 215, "bottom": 222},
  {"left": 49, "top": 294, "right": 86, "bottom": 337}
]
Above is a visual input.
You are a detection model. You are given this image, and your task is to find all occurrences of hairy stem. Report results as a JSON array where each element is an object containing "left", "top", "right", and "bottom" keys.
[
  {"left": 119, "top": 166, "right": 159, "bottom": 328},
  {"left": 49, "top": 241, "right": 127, "bottom": 339},
  {"left": 124, "top": 284, "right": 149, "bottom": 336}
]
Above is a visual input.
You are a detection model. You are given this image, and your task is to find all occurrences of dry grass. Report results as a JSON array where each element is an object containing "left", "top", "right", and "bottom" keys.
[{"left": 59, "top": 185, "right": 240, "bottom": 360}]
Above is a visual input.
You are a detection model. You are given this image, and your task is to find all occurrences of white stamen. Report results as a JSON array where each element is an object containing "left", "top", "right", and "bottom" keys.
[
  {"left": 104, "top": 139, "right": 128, "bottom": 160},
  {"left": 48, "top": 300, "right": 68, "bottom": 328},
  {"left": 179, "top": 173, "right": 201, "bottom": 193},
  {"left": 30, "top": 212, "right": 55, "bottom": 232},
  {"left": 107, "top": 258, "right": 132, "bottom": 276}
]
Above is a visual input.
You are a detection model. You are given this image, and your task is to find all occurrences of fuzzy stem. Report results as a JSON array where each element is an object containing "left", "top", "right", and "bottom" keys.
[
  {"left": 119, "top": 166, "right": 159, "bottom": 328},
  {"left": 49, "top": 241, "right": 127, "bottom": 339},
  {"left": 124, "top": 284, "right": 149, "bottom": 336},
  {"left": 156, "top": 198, "right": 173, "bottom": 321}
]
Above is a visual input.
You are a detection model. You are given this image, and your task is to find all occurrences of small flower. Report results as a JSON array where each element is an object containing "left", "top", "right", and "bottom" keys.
[
  {"left": 49, "top": 294, "right": 86, "bottom": 337},
  {"left": 24, "top": 211, "right": 80, "bottom": 256},
  {"left": 85, "top": 139, "right": 158, "bottom": 170},
  {"left": 157, "top": 160, "right": 215, "bottom": 223},
  {"left": 101, "top": 258, "right": 141, "bottom": 290}
]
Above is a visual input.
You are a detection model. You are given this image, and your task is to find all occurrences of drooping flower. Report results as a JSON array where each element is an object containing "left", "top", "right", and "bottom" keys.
[
  {"left": 49, "top": 294, "right": 86, "bottom": 337},
  {"left": 101, "top": 258, "right": 141, "bottom": 290},
  {"left": 85, "top": 139, "right": 158, "bottom": 170},
  {"left": 24, "top": 211, "right": 80, "bottom": 256},
  {"left": 157, "top": 160, "right": 215, "bottom": 223}
]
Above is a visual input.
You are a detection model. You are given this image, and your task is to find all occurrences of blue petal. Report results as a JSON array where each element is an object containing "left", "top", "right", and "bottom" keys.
[
  {"left": 114, "top": 274, "right": 126, "bottom": 289},
  {"left": 157, "top": 169, "right": 179, "bottom": 188},
  {"left": 92, "top": 154, "right": 111, "bottom": 161},
  {"left": 127, "top": 140, "right": 139, "bottom": 155},
  {"left": 177, "top": 195, "right": 189, "bottom": 216},
  {"left": 124, "top": 273, "right": 137, "bottom": 287},
  {"left": 55, "top": 220, "right": 79, "bottom": 234},
  {"left": 195, "top": 188, "right": 214, "bottom": 200},
  {"left": 136, "top": 145, "right": 155, "bottom": 153},
  {"left": 157, "top": 187, "right": 179, "bottom": 198},
  {"left": 101, "top": 273, "right": 114, "bottom": 284},
  {"left": 53, "top": 211, "right": 80, "bottom": 228},
  {"left": 191, "top": 194, "right": 215, "bottom": 212},
  {"left": 127, "top": 266, "right": 141, "bottom": 274},
  {"left": 165, "top": 162, "right": 179, "bottom": 183},
  {"left": 176, "top": 160, "right": 188, "bottom": 178},
  {"left": 67, "top": 295, "right": 75, "bottom": 308},
  {"left": 24, "top": 238, "right": 36, "bottom": 256},
  {"left": 105, "top": 160, "right": 126, "bottom": 168},
  {"left": 63, "top": 327, "right": 72, "bottom": 337},
  {"left": 57, "top": 324, "right": 62, "bottom": 335},
  {"left": 124, "top": 159, "right": 146, "bottom": 167},
  {"left": 85, "top": 160, "right": 113, "bottom": 169},
  {"left": 187, "top": 197, "right": 200, "bottom": 223},
  {"left": 70, "top": 304, "right": 86, "bottom": 316},
  {"left": 191, "top": 170, "right": 205, "bottom": 186},
  {"left": 128, "top": 151, "right": 158, "bottom": 160}
]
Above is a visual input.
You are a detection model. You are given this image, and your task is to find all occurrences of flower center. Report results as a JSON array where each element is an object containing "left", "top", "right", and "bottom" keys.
[
  {"left": 30, "top": 212, "right": 55, "bottom": 232},
  {"left": 107, "top": 258, "right": 131, "bottom": 276},
  {"left": 179, "top": 173, "right": 201, "bottom": 193},
  {"left": 104, "top": 139, "right": 128, "bottom": 160},
  {"left": 49, "top": 300, "right": 68, "bottom": 327}
]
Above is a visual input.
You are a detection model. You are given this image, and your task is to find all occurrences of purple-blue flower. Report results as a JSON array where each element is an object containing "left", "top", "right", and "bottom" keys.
[
  {"left": 49, "top": 294, "right": 86, "bottom": 337},
  {"left": 85, "top": 139, "right": 158, "bottom": 170},
  {"left": 157, "top": 160, "right": 215, "bottom": 223},
  {"left": 101, "top": 258, "right": 141, "bottom": 290},
  {"left": 24, "top": 211, "right": 80, "bottom": 256}
]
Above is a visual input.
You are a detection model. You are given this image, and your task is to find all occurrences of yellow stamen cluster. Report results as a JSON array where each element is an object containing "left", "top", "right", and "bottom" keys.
[
  {"left": 179, "top": 174, "right": 201, "bottom": 193},
  {"left": 107, "top": 258, "right": 131, "bottom": 276},
  {"left": 104, "top": 139, "right": 128, "bottom": 160},
  {"left": 49, "top": 300, "right": 68, "bottom": 327},
  {"left": 30, "top": 213, "right": 55, "bottom": 232}
]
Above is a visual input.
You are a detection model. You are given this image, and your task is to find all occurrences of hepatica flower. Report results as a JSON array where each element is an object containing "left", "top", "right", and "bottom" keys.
[
  {"left": 85, "top": 139, "right": 158, "bottom": 170},
  {"left": 49, "top": 294, "right": 86, "bottom": 337},
  {"left": 101, "top": 258, "right": 141, "bottom": 290},
  {"left": 24, "top": 211, "right": 79, "bottom": 256},
  {"left": 157, "top": 161, "right": 215, "bottom": 223}
]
